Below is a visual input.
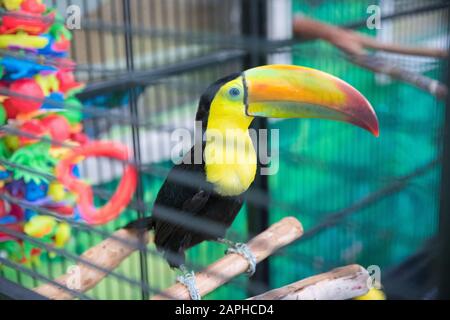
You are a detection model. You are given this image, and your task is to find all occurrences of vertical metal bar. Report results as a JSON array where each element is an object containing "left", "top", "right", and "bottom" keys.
[
  {"left": 110, "top": 0, "right": 127, "bottom": 299},
  {"left": 82, "top": 0, "right": 100, "bottom": 299},
  {"left": 242, "top": 0, "right": 270, "bottom": 296},
  {"left": 122, "top": 0, "right": 150, "bottom": 300},
  {"left": 438, "top": 9, "right": 450, "bottom": 300}
]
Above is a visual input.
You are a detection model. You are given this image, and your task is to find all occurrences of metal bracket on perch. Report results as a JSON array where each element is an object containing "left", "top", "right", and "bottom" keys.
[{"left": 152, "top": 217, "right": 303, "bottom": 300}]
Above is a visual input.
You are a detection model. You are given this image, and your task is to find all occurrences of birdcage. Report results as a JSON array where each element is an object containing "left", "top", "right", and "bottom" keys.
[{"left": 0, "top": 0, "right": 449, "bottom": 300}]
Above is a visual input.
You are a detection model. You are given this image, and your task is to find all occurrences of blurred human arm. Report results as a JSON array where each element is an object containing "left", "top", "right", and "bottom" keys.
[
  {"left": 292, "top": 15, "right": 448, "bottom": 99},
  {"left": 293, "top": 15, "right": 447, "bottom": 58}
]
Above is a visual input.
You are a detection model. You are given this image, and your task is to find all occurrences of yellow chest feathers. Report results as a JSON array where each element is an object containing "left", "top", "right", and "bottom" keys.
[
  {"left": 204, "top": 130, "right": 257, "bottom": 197},
  {"left": 203, "top": 76, "right": 257, "bottom": 196}
]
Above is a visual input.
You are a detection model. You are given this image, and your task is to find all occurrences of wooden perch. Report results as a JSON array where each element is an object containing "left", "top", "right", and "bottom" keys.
[
  {"left": 33, "top": 216, "right": 302, "bottom": 300},
  {"left": 151, "top": 216, "right": 303, "bottom": 300},
  {"left": 350, "top": 54, "right": 448, "bottom": 100},
  {"left": 249, "top": 264, "right": 369, "bottom": 300},
  {"left": 33, "top": 229, "right": 150, "bottom": 300}
]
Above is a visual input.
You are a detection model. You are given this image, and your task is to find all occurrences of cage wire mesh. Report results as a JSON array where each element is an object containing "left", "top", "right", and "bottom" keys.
[{"left": 0, "top": 0, "right": 449, "bottom": 300}]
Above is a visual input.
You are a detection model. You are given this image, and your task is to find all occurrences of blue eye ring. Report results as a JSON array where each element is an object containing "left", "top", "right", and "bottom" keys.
[{"left": 228, "top": 87, "right": 241, "bottom": 98}]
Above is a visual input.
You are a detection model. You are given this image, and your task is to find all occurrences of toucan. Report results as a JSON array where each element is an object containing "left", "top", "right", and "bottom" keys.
[{"left": 126, "top": 65, "right": 379, "bottom": 299}]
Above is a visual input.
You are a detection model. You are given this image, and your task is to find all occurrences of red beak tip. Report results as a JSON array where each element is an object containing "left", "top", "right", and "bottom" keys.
[
  {"left": 369, "top": 122, "right": 380, "bottom": 137},
  {"left": 371, "top": 117, "right": 380, "bottom": 137}
]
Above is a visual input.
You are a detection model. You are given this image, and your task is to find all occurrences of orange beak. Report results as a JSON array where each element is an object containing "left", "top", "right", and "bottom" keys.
[{"left": 244, "top": 65, "right": 379, "bottom": 137}]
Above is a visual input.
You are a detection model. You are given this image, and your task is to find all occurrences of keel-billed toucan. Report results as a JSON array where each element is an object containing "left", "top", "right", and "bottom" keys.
[{"left": 127, "top": 65, "right": 378, "bottom": 299}]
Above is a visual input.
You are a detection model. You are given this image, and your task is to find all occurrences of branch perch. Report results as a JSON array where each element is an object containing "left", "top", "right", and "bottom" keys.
[
  {"left": 294, "top": 16, "right": 448, "bottom": 58},
  {"left": 249, "top": 264, "right": 369, "bottom": 300},
  {"left": 33, "top": 229, "right": 150, "bottom": 300},
  {"left": 293, "top": 16, "right": 448, "bottom": 99},
  {"left": 151, "top": 217, "right": 303, "bottom": 300},
  {"left": 350, "top": 54, "right": 448, "bottom": 100},
  {"left": 33, "top": 217, "right": 302, "bottom": 300}
]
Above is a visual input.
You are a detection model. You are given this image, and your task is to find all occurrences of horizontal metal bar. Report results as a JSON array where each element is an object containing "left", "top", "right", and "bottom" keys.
[
  {"left": 0, "top": 258, "right": 91, "bottom": 300},
  {"left": 300, "top": 158, "right": 440, "bottom": 241},
  {"left": 0, "top": 277, "right": 48, "bottom": 300},
  {"left": 77, "top": 50, "right": 245, "bottom": 98}
]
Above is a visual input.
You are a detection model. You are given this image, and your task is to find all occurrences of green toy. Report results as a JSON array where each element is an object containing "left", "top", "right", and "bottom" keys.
[
  {"left": 0, "top": 103, "right": 6, "bottom": 125},
  {"left": 8, "top": 142, "right": 57, "bottom": 184}
]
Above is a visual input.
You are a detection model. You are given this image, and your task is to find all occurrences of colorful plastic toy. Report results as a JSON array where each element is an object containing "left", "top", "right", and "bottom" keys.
[
  {"left": 0, "top": 103, "right": 6, "bottom": 124},
  {"left": 1, "top": 0, "right": 24, "bottom": 11},
  {"left": 0, "top": 1, "right": 137, "bottom": 264},
  {"left": 56, "top": 141, "right": 138, "bottom": 225},
  {"left": 21, "top": 0, "right": 46, "bottom": 14},
  {"left": 0, "top": 11, "right": 54, "bottom": 34},
  {"left": 0, "top": 33, "right": 48, "bottom": 50},
  {"left": 37, "top": 34, "right": 67, "bottom": 57},
  {"left": 40, "top": 114, "right": 71, "bottom": 142},
  {"left": 56, "top": 70, "right": 84, "bottom": 95},
  {"left": 0, "top": 56, "right": 56, "bottom": 80},
  {"left": 3, "top": 78, "right": 44, "bottom": 115},
  {"left": 18, "top": 119, "right": 46, "bottom": 145},
  {"left": 34, "top": 73, "right": 59, "bottom": 95},
  {"left": 0, "top": 203, "right": 24, "bottom": 242}
]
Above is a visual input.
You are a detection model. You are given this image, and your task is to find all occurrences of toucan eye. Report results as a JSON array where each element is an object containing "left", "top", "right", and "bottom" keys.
[{"left": 228, "top": 87, "right": 241, "bottom": 98}]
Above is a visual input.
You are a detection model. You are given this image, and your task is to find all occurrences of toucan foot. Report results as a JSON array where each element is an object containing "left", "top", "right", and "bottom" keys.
[
  {"left": 218, "top": 238, "right": 256, "bottom": 276},
  {"left": 177, "top": 265, "right": 201, "bottom": 300}
]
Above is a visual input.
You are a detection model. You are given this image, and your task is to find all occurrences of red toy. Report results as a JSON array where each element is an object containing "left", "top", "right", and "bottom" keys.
[
  {"left": 3, "top": 78, "right": 44, "bottom": 116},
  {"left": 0, "top": 203, "right": 24, "bottom": 242},
  {"left": 40, "top": 114, "right": 71, "bottom": 143},
  {"left": 56, "top": 70, "right": 84, "bottom": 95},
  {"left": 56, "top": 141, "right": 138, "bottom": 225},
  {"left": 21, "top": 0, "right": 47, "bottom": 14},
  {"left": 69, "top": 132, "right": 89, "bottom": 145},
  {"left": 0, "top": 11, "right": 53, "bottom": 35},
  {"left": 18, "top": 119, "right": 46, "bottom": 145}
]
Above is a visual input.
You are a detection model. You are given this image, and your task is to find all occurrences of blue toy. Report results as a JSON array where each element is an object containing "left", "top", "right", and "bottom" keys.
[
  {"left": 0, "top": 56, "right": 56, "bottom": 80},
  {"left": 37, "top": 34, "right": 67, "bottom": 57},
  {"left": 42, "top": 92, "right": 65, "bottom": 110}
]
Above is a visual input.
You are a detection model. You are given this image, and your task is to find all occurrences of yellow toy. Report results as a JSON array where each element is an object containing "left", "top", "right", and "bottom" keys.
[
  {"left": 1, "top": 0, "right": 23, "bottom": 11},
  {"left": 24, "top": 215, "right": 71, "bottom": 259},
  {"left": 0, "top": 33, "right": 48, "bottom": 49},
  {"left": 48, "top": 181, "right": 66, "bottom": 202},
  {"left": 34, "top": 74, "right": 60, "bottom": 97},
  {"left": 354, "top": 288, "right": 387, "bottom": 300}
]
